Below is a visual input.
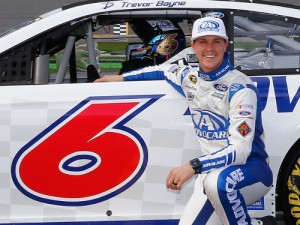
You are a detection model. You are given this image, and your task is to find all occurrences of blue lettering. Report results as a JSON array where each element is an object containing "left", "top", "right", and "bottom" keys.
[
  {"left": 251, "top": 77, "right": 270, "bottom": 112},
  {"left": 252, "top": 76, "right": 299, "bottom": 113},
  {"left": 273, "top": 76, "right": 300, "bottom": 113}
]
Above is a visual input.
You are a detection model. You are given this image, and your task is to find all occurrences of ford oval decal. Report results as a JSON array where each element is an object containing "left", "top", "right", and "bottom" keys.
[
  {"left": 239, "top": 111, "right": 251, "bottom": 116},
  {"left": 205, "top": 12, "right": 225, "bottom": 18},
  {"left": 214, "top": 83, "right": 228, "bottom": 92}
]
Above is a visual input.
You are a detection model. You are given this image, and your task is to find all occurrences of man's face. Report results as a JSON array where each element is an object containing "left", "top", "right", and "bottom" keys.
[{"left": 191, "top": 36, "right": 229, "bottom": 73}]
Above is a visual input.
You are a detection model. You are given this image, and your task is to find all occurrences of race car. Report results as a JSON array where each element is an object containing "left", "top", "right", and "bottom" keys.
[{"left": 0, "top": 0, "right": 299, "bottom": 225}]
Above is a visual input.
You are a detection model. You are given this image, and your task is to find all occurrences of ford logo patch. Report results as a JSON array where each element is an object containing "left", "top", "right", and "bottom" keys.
[
  {"left": 239, "top": 111, "right": 251, "bottom": 116},
  {"left": 214, "top": 83, "right": 228, "bottom": 92},
  {"left": 205, "top": 12, "right": 225, "bottom": 18}
]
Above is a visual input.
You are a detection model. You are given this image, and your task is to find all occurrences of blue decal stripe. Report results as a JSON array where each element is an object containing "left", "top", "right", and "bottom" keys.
[
  {"left": 233, "top": 151, "right": 236, "bottom": 163},
  {"left": 192, "top": 200, "right": 214, "bottom": 225},
  {"left": 273, "top": 76, "right": 300, "bottom": 113},
  {"left": 227, "top": 150, "right": 237, "bottom": 165},
  {"left": 246, "top": 84, "right": 268, "bottom": 161},
  {"left": 201, "top": 155, "right": 227, "bottom": 172},
  {"left": 166, "top": 78, "right": 185, "bottom": 96},
  {"left": 123, "top": 70, "right": 165, "bottom": 81},
  {"left": 227, "top": 152, "right": 233, "bottom": 165}
]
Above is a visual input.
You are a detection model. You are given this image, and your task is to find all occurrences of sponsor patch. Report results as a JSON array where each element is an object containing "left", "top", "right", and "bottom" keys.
[
  {"left": 185, "top": 85, "right": 196, "bottom": 91},
  {"left": 214, "top": 83, "right": 228, "bottom": 92},
  {"left": 247, "top": 198, "right": 265, "bottom": 210},
  {"left": 168, "top": 65, "right": 181, "bottom": 75},
  {"left": 148, "top": 20, "right": 176, "bottom": 31},
  {"left": 189, "top": 74, "right": 197, "bottom": 84},
  {"left": 237, "top": 121, "right": 251, "bottom": 137},
  {"left": 198, "top": 20, "right": 220, "bottom": 33},
  {"left": 181, "top": 67, "right": 190, "bottom": 78},
  {"left": 239, "top": 111, "right": 251, "bottom": 116},
  {"left": 235, "top": 104, "right": 254, "bottom": 110},
  {"left": 212, "top": 92, "right": 225, "bottom": 100},
  {"left": 205, "top": 12, "right": 225, "bottom": 18},
  {"left": 198, "top": 72, "right": 211, "bottom": 81},
  {"left": 187, "top": 92, "right": 195, "bottom": 101},
  {"left": 234, "top": 116, "right": 254, "bottom": 120},
  {"left": 230, "top": 83, "right": 244, "bottom": 92},
  {"left": 192, "top": 109, "right": 229, "bottom": 141}
]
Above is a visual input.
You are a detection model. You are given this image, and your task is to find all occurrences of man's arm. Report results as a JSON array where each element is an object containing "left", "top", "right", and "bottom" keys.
[
  {"left": 94, "top": 75, "right": 124, "bottom": 82},
  {"left": 94, "top": 65, "right": 164, "bottom": 82}
]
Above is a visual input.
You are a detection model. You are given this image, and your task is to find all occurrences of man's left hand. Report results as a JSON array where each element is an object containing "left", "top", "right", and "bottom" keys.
[{"left": 166, "top": 163, "right": 195, "bottom": 190}]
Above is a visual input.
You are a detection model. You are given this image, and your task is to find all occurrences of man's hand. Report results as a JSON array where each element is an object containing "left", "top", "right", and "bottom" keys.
[
  {"left": 94, "top": 75, "right": 124, "bottom": 82},
  {"left": 166, "top": 163, "right": 195, "bottom": 190}
]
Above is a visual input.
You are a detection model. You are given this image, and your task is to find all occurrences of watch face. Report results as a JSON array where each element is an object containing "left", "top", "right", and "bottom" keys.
[
  {"left": 190, "top": 158, "right": 202, "bottom": 174},
  {"left": 191, "top": 158, "right": 200, "bottom": 167}
]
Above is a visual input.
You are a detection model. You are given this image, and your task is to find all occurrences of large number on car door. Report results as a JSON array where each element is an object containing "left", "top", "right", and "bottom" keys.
[{"left": 11, "top": 95, "right": 162, "bottom": 206}]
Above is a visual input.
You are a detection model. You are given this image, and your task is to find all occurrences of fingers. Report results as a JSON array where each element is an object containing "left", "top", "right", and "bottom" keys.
[
  {"left": 93, "top": 78, "right": 102, "bottom": 82},
  {"left": 166, "top": 163, "right": 195, "bottom": 190},
  {"left": 172, "top": 181, "right": 182, "bottom": 190},
  {"left": 166, "top": 170, "right": 181, "bottom": 190},
  {"left": 167, "top": 180, "right": 180, "bottom": 190},
  {"left": 172, "top": 181, "right": 178, "bottom": 186}
]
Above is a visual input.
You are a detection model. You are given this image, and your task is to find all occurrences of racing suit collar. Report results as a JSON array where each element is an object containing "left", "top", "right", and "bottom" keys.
[{"left": 197, "top": 52, "right": 234, "bottom": 81}]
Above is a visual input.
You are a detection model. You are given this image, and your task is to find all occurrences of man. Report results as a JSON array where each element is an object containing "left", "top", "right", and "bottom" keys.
[{"left": 95, "top": 17, "right": 276, "bottom": 225}]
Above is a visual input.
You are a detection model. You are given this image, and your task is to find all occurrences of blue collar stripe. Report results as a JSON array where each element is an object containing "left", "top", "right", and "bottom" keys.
[{"left": 198, "top": 54, "right": 234, "bottom": 81}]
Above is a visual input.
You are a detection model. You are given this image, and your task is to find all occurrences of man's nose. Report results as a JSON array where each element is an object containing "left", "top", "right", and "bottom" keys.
[{"left": 206, "top": 42, "right": 214, "bottom": 50}]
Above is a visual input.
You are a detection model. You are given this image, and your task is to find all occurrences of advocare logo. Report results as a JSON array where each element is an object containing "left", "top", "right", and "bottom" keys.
[
  {"left": 191, "top": 109, "right": 229, "bottom": 141},
  {"left": 199, "top": 20, "right": 220, "bottom": 32}
]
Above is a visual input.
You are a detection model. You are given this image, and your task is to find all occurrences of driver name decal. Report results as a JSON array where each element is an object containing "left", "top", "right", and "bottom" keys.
[
  {"left": 121, "top": 1, "right": 186, "bottom": 8},
  {"left": 11, "top": 95, "right": 163, "bottom": 206}
]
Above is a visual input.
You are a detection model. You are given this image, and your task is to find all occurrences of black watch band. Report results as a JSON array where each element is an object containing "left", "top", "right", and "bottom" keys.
[{"left": 189, "top": 158, "right": 202, "bottom": 174}]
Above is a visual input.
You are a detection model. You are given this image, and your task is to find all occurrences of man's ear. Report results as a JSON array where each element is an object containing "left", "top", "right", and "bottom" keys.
[
  {"left": 225, "top": 40, "right": 229, "bottom": 51},
  {"left": 190, "top": 41, "right": 195, "bottom": 50}
]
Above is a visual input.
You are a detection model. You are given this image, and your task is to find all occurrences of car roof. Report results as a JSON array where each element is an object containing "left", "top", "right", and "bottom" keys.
[
  {"left": 62, "top": 0, "right": 300, "bottom": 11},
  {"left": 0, "top": 0, "right": 299, "bottom": 54}
]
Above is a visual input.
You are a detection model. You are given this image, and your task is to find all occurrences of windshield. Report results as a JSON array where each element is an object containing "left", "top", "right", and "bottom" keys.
[{"left": 0, "top": 18, "right": 38, "bottom": 38}]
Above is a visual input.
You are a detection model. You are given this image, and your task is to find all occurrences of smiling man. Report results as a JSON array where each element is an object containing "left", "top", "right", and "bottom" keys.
[{"left": 95, "top": 17, "right": 276, "bottom": 225}]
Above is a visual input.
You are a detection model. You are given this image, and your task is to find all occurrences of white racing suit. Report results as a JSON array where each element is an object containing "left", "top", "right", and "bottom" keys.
[{"left": 123, "top": 54, "right": 273, "bottom": 225}]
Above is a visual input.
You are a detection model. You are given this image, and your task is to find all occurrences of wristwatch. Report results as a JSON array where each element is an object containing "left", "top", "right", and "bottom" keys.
[{"left": 189, "top": 158, "right": 202, "bottom": 174}]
